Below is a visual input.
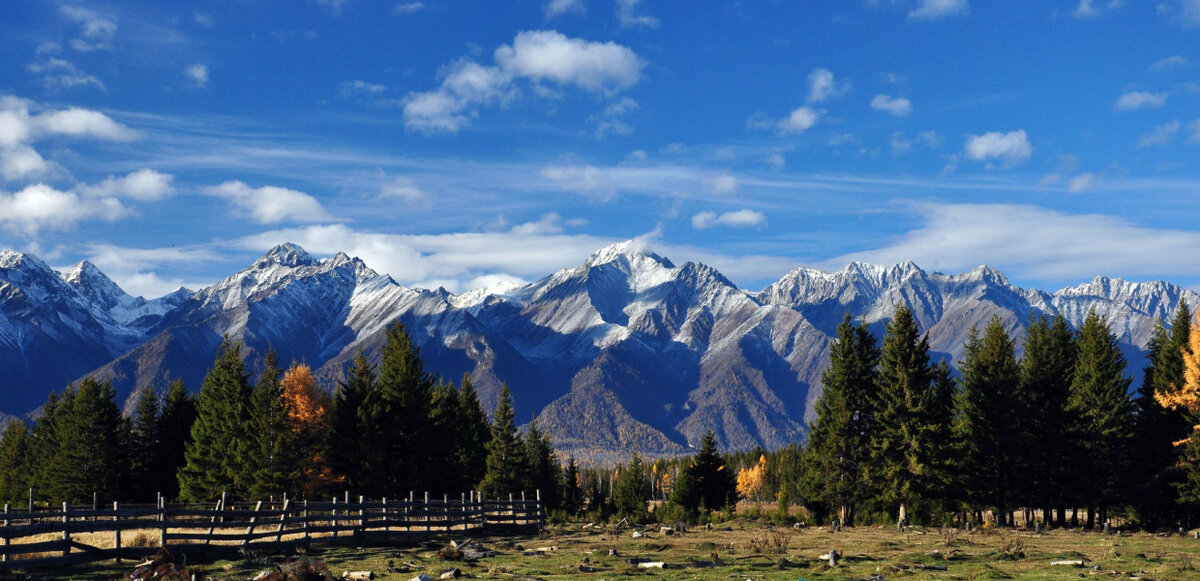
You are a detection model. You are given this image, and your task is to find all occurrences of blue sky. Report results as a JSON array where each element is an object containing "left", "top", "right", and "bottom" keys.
[{"left": 1, "top": 0, "right": 1199, "bottom": 298}]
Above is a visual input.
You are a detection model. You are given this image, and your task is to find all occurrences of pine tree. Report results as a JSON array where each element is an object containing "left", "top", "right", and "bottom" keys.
[
  {"left": 479, "top": 384, "right": 527, "bottom": 498},
  {"left": 671, "top": 431, "right": 737, "bottom": 519},
  {"left": 613, "top": 452, "right": 650, "bottom": 520},
  {"left": 245, "top": 350, "right": 298, "bottom": 499},
  {"left": 1135, "top": 304, "right": 1194, "bottom": 525},
  {"left": 359, "top": 322, "right": 435, "bottom": 497},
  {"left": 456, "top": 375, "right": 491, "bottom": 492},
  {"left": 523, "top": 419, "right": 562, "bottom": 511},
  {"left": 1020, "top": 314, "right": 1077, "bottom": 527},
  {"left": 0, "top": 420, "right": 29, "bottom": 505},
  {"left": 428, "top": 380, "right": 463, "bottom": 493},
  {"left": 28, "top": 390, "right": 70, "bottom": 500},
  {"left": 1068, "top": 309, "right": 1135, "bottom": 528},
  {"left": 127, "top": 386, "right": 162, "bottom": 502},
  {"left": 802, "top": 312, "right": 879, "bottom": 526},
  {"left": 562, "top": 456, "right": 583, "bottom": 515},
  {"left": 158, "top": 379, "right": 196, "bottom": 502},
  {"left": 179, "top": 339, "right": 254, "bottom": 501},
  {"left": 330, "top": 351, "right": 373, "bottom": 491},
  {"left": 955, "top": 316, "right": 1022, "bottom": 526},
  {"left": 42, "top": 379, "right": 126, "bottom": 503},
  {"left": 868, "top": 305, "right": 944, "bottom": 526}
]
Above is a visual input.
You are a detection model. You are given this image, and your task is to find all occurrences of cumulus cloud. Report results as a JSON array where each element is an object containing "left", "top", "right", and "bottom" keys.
[
  {"left": 870, "top": 94, "right": 912, "bottom": 116},
  {"left": 705, "top": 173, "right": 739, "bottom": 195},
  {"left": 964, "top": 130, "right": 1032, "bottom": 167},
  {"left": 185, "top": 64, "right": 209, "bottom": 88},
  {"left": 0, "top": 183, "right": 126, "bottom": 236},
  {"left": 205, "top": 181, "right": 336, "bottom": 224},
  {"left": 616, "top": 0, "right": 658, "bottom": 28},
  {"left": 1113, "top": 91, "right": 1166, "bottom": 111},
  {"left": 776, "top": 106, "right": 820, "bottom": 134},
  {"left": 823, "top": 202, "right": 1200, "bottom": 285},
  {"left": 545, "top": 0, "right": 585, "bottom": 18},
  {"left": 1139, "top": 120, "right": 1180, "bottom": 146},
  {"left": 60, "top": 5, "right": 117, "bottom": 52},
  {"left": 82, "top": 243, "right": 224, "bottom": 298},
  {"left": 37, "top": 107, "right": 139, "bottom": 141},
  {"left": 807, "top": 68, "right": 849, "bottom": 104},
  {"left": 908, "top": 0, "right": 969, "bottom": 20},
  {"left": 691, "top": 209, "right": 766, "bottom": 229},
  {"left": 404, "top": 30, "right": 643, "bottom": 133},
  {"left": 0, "top": 96, "right": 139, "bottom": 182},
  {"left": 76, "top": 169, "right": 175, "bottom": 201}
]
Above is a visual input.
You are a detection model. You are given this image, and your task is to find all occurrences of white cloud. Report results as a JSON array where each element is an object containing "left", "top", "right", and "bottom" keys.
[
  {"left": 766, "top": 153, "right": 785, "bottom": 170},
  {"left": 193, "top": 11, "right": 215, "bottom": 28},
  {"left": 338, "top": 80, "right": 386, "bottom": 98},
  {"left": 26, "top": 56, "right": 105, "bottom": 92},
  {"left": 77, "top": 169, "right": 175, "bottom": 201},
  {"left": 60, "top": 6, "right": 117, "bottom": 52},
  {"left": 185, "top": 64, "right": 209, "bottom": 88},
  {"left": 404, "top": 31, "right": 643, "bottom": 133},
  {"left": 0, "top": 146, "right": 52, "bottom": 181},
  {"left": 380, "top": 177, "right": 432, "bottom": 205},
  {"left": 1138, "top": 120, "right": 1180, "bottom": 146},
  {"left": 1113, "top": 90, "right": 1166, "bottom": 111},
  {"left": 1163, "top": 0, "right": 1200, "bottom": 27},
  {"left": 540, "top": 165, "right": 615, "bottom": 200},
  {"left": 1073, "top": 0, "right": 1123, "bottom": 18},
  {"left": 870, "top": 94, "right": 912, "bottom": 116},
  {"left": 36, "top": 107, "right": 139, "bottom": 141},
  {"left": 616, "top": 0, "right": 659, "bottom": 28},
  {"left": 691, "top": 209, "right": 766, "bottom": 229},
  {"left": 777, "top": 106, "right": 820, "bottom": 134},
  {"left": 393, "top": 2, "right": 425, "bottom": 14},
  {"left": 204, "top": 180, "right": 336, "bottom": 224},
  {"left": 494, "top": 30, "right": 644, "bottom": 93},
  {"left": 908, "top": 0, "right": 969, "bottom": 20},
  {"left": 964, "top": 130, "right": 1032, "bottom": 166},
  {"left": 82, "top": 243, "right": 224, "bottom": 298},
  {"left": 1149, "top": 55, "right": 1189, "bottom": 71},
  {"left": 593, "top": 97, "right": 638, "bottom": 137},
  {"left": 509, "top": 212, "right": 573, "bottom": 235},
  {"left": 0, "top": 183, "right": 126, "bottom": 236},
  {"left": 705, "top": 173, "right": 738, "bottom": 195},
  {"left": 807, "top": 68, "right": 849, "bottom": 104},
  {"left": 1067, "top": 172, "right": 1096, "bottom": 192},
  {"left": 545, "top": 0, "right": 585, "bottom": 18},
  {"left": 824, "top": 202, "right": 1200, "bottom": 285},
  {"left": 0, "top": 97, "right": 138, "bottom": 183}
]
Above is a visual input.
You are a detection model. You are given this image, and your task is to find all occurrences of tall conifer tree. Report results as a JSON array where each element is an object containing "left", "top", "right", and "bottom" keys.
[
  {"left": 245, "top": 349, "right": 297, "bottom": 499},
  {"left": 179, "top": 339, "right": 254, "bottom": 501},
  {"left": 1020, "top": 314, "right": 1076, "bottom": 526},
  {"left": 330, "top": 351, "right": 374, "bottom": 491},
  {"left": 1135, "top": 304, "right": 1193, "bottom": 525},
  {"left": 359, "top": 322, "right": 435, "bottom": 496},
  {"left": 456, "top": 374, "right": 491, "bottom": 490},
  {"left": 159, "top": 379, "right": 196, "bottom": 502},
  {"left": 0, "top": 420, "right": 29, "bottom": 505},
  {"left": 128, "top": 386, "right": 162, "bottom": 502},
  {"left": 524, "top": 419, "right": 562, "bottom": 511},
  {"left": 479, "top": 384, "right": 526, "bottom": 498}
]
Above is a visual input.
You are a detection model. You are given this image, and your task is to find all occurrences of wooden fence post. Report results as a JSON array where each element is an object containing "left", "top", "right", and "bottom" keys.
[
  {"left": 243, "top": 500, "right": 262, "bottom": 548},
  {"left": 358, "top": 495, "right": 366, "bottom": 536},
  {"left": 424, "top": 492, "right": 430, "bottom": 532},
  {"left": 331, "top": 497, "right": 338, "bottom": 539},
  {"left": 158, "top": 496, "right": 167, "bottom": 548},
  {"left": 382, "top": 497, "right": 389, "bottom": 533},
  {"left": 62, "top": 501, "right": 70, "bottom": 558},
  {"left": 205, "top": 495, "right": 224, "bottom": 546},
  {"left": 275, "top": 497, "right": 290, "bottom": 544},
  {"left": 113, "top": 501, "right": 121, "bottom": 563},
  {"left": 3, "top": 502, "right": 9, "bottom": 563},
  {"left": 443, "top": 494, "right": 449, "bottom": 532},
  {"left": 303, "top": 500, "right": 310, "bottom": 541}
]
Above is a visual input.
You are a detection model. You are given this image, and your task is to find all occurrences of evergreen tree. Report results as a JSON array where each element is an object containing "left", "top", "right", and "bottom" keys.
[
  {"left": 428, "top": 380, "right": 463, "bottom": 493},
  {"left": 0, "top": 420, "right": 29, "bottom": 505},
  {"left": 955, "top": 317, "right": 1022, "bottom": 526},
  {"left": 456, "top": 375, "right": 491, "bottom": 492},
  {"left": 42, "top": 379, "right": 126, "bottom": 503},
  {"left": 127, "top": 385, "right": 162, "bottom": 502},
  {"left": 158, "top": 379, "right": 196, "bottom": 502},
  {"left": 1067, "top": 309, "right": 1135, "bottom": 528},
  {"left": 612, "top": 452, "right": 650, "bottom": 521},
  {"left": 245, "top": 349, "right": 298, "bottom": 499},
  {"left": 359, "top": 322, "right": 435, "bottom": 497},
  {"left": 1155, "top": 310, "right": 1200, "bottom": 506},
  {"left": 670, "top": 431, "right": 737, "bottom": 519},
  {"left": 802, "top": 312, "right": 879, "bottom": 526},
  {"left": 479, "top": 385, "right": 527, "bottom": 498},
  {"left": 868, "top": 305, "right": 944, "bottom": 526},
  {"left": 179, "top": 339, "right": 254, "bottom": 501},
  {"left": 1020, "top": 314, "right": 1077, "bottom": 527},
  {"left": 330, "top": 351, "right": 373, "bottom": 491},
  {"left": 28, "top": 390, "right": 69, "bottom": 500},
  {"left": 1134, "top": 304, "right": 1193, "bottom": 526},
  {"left": 562, "top": 456, "right": 583, "bottom": 515},
  {"left": 523, "top": 419, "right": 562, "bottom": 511}
]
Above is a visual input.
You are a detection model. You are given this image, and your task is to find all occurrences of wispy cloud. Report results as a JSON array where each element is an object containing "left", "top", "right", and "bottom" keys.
[
  {"left": 616, "top": 0, "right": 658, "bottom": 28},
  {"left": 908, "top": 0, "right": 969, "bottom": 20},
  {"left": 204, "top": 181, "right": 336, "bottom": 224},
  {"left": 1138, "top": 120, "right": 1180, "bottom": 146},
  {"left": 870, "top": 94, "right": 912, "bottom": 116},
  {"left": 691, "top": 209, "right": 766, "bottom": 229},
  {"left": 545, "top": 0, "right": 584, "bottom": 18},
  {"left": 185, "top": 64, "right": 209, "bottom": 88},
  {"left": 1113, "top": 90, "right": 1166, "bottom": 111},
  {"left": 60, "top": 5, "right": 117, "bottom": 52}
]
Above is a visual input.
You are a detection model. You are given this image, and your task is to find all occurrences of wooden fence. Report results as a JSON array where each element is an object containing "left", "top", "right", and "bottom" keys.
[{"left": 0, "top": 491, "right": 543, "bottom": 571}]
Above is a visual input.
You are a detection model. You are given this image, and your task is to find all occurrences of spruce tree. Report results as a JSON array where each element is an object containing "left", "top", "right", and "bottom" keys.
[
  {"left": 562, "top": 456, "right": 583, "bottom": 515},
  {"left": 158, "top": 379, "right": 196, "bottom": 502},
  {"left": 612, "top": 452, "right": 650, "bottom": 521},
  {"left": 479, "top": 384, "right": 527, "bottom": 498},
  {"left": 28, "top": 390, "right": 69, "bottom": 500},
  {"left": 523, "top": 419, "right": 562, "bottom": 511},
  {"left": 671, "top": 431, "right": 737, "bottom": 518},
  {"left": 1020, "top": 313, "right": 1076, "bottom": 526},
  {"left": 868, "top": 305, "right": 943, "bottom": 526},
  {"left": 42, "top": 379, "right": 126, "bottom": 503},
  {"left": 0, "top": 420, "right": 29, "bottom": 505},
  {"left": 359, "top": 322, "right": 435, "bottom": 497},
  {"left": 428, "top": 381, "right": 463, "bottom": 493},
  {"left": 955, "top": 317, "right": 1022, "bottom": 526},
  {"left": 802, "top": 312, "right": 879, "bottom": 526},
  {"left": 1067, "top": 309, "right": 1135, "bottom": 528},
  {"left": 179, "top": 339, "right": 254, "bottom": 501},
  {"left": 127, "top": 386, "right": 162, "bottom": 502},
  {"left": 330, "top": 351, "right": 374, "bottom": 491},
  {"left": 1134, "top": 304, "right": 1193, "bottom": 526},
  {"left": 456, "top": 375, "right": 491, "bottom": 492},
  {"left": 245, "top": 350, "right": 298, "bottom": 499}
]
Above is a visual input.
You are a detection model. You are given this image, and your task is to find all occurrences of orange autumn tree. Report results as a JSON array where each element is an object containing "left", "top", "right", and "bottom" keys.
[
  {"left": 736, "top": 454, "right": 768, "bottom": 501},
  {"left": 280, "top": 363, "right": 335, "bottom": 498},
  {"left": 1156, "top": 313, "right": 1200, "bottom": 441}
]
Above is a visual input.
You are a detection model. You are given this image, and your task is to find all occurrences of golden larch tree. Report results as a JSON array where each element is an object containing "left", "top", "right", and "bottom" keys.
[
  {"left": 280, "top": 363, "right": 334, "bottom": 498},
  {"left": 1156, "top": 313, "right": 1200, "bottom": 443},
  {"left": 736, "top": 454, "right": 768, "bottom": 501}
]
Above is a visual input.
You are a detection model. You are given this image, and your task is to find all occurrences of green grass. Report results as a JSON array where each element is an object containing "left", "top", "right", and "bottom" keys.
[{"left": 26, "top": 518, "right": 1200, "bottom": 580}]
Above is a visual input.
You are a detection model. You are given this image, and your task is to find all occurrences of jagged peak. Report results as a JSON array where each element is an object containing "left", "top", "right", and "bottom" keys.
[
  {"left": 254, "top": 243, "right": 317, "bottom": 268},
  {"left": 584, "top": 240, "right": 674, "bottom": 269},
  {"left": 0, "top": 250, "right": 52, "bottom": 273},
  {"left": 964, "top": 264, "right": 1010, "bottom": 285}
]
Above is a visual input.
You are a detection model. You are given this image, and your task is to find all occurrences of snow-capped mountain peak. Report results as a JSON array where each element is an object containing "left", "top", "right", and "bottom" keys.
[
  {"left": 584, "top": 240, "right": 674, "bottom": 270},
  {"left": 62, "top": 260, "right": 137, "bottom": 310},
  {"left": 256, "top": 242, "right": 318, "bottom": 268}
]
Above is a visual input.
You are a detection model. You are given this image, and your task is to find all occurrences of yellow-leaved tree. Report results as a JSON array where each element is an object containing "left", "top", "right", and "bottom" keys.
[
  {"left": 736, "top": 454, "right": 768, "bottom": 501},
  {"left": 280, "top": 363, "right": 334, "bottom": 498},
  {"left": 1155, "top": 312, "right": 1200, "bottom": 503}
]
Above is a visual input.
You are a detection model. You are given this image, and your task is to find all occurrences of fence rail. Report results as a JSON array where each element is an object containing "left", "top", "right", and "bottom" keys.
[{"left": 0, "top": 491, "right": 543, "bottom": 571}]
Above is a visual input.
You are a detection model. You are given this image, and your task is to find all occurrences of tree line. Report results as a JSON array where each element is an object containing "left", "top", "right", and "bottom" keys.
[{"left": 0, "top": 322, "right": 561, "bottom": 509}]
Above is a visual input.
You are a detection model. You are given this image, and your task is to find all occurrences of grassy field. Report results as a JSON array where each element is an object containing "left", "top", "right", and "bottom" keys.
[{"left": 24, "top": 517, "right": 1200, "bottom": 580}]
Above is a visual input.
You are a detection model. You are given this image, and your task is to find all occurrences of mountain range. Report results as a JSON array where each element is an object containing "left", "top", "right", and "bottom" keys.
[{"left": 0, "top": 242, "right": 1194, "bottom": 461}]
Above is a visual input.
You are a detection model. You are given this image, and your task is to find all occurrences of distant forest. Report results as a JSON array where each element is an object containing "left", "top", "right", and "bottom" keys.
[{"left": 2, "top": 304, "right": 1200, "bottom": 531}]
